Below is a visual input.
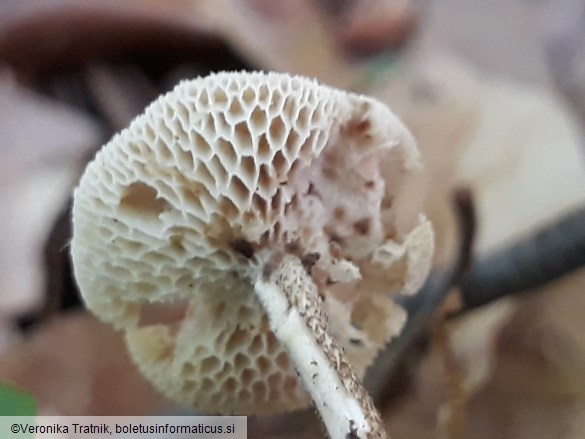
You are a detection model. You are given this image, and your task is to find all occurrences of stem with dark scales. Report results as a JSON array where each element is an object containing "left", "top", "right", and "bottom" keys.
[{"left": 254, "top": 254, "right": 387, "bottom": 439}]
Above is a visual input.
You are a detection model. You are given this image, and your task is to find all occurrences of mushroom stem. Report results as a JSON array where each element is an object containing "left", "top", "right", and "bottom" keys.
[{"left": 254, "top": 254, "right": 387, "bottom": 439}]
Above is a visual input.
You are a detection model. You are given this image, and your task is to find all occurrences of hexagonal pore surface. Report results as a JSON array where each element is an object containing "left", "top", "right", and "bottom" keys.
[{"left": 71, "top": 71, "right": 432, "bottom": 414}]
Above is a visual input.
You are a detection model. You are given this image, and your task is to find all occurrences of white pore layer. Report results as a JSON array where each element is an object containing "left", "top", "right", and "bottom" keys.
[{"left": 71, "top": 71, "right": 433, "bottom": 414}]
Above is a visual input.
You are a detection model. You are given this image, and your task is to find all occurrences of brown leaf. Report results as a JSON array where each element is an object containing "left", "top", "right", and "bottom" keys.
[
  {"left": 0, "top": 70, "right": 99, "bottom": 319},
  {"left": 0, "top": 1, "right": 246, "bottom": 83},
  {"left": 0, "top": 313, "right": 167, "bottom": 415}
]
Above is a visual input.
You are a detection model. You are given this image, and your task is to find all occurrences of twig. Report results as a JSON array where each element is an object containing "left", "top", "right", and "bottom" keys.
[{"left": 460, "top": 205, "right": 585, "bottom": 310}]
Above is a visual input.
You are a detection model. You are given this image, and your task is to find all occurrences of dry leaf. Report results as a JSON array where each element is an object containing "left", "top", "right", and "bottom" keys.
[
  {"left": 0, "top": 313, "right": 167, "bottom": 415},
  {"left": 457, "top": 79, "right": 585, "bottom": 253},
  {"left": 0, "top": 70, "right": 99, "bottom": 321}
]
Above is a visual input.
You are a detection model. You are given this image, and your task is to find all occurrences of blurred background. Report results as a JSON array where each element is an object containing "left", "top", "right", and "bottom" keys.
[{"left": 0, "top": 0, "right": 584, "bottom": 437}]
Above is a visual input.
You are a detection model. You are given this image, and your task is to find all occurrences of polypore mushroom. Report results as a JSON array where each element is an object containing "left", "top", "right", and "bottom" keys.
[{"left": 71, "top": 71, "right": 433, "bottom": 438}]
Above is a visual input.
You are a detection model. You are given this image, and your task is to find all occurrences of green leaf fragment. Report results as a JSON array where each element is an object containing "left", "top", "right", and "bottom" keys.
[{"left": 0, "top": 383, "right": 37, "bottom": 416}]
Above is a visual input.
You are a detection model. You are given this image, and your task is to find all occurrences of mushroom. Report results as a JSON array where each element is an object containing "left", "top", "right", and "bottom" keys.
[{"left": 70, "top": 71, "right": 433, "bottom": 438}]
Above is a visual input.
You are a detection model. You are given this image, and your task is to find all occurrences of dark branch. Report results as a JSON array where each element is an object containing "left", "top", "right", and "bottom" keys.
[{"left": 460, "top": 205, "right": 585, "bottom": 310}]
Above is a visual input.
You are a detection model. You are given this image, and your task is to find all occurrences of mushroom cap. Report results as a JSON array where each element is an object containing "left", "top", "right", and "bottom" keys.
[{"left": 71, "top": 71, "right": 433, "bottom": 414}]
